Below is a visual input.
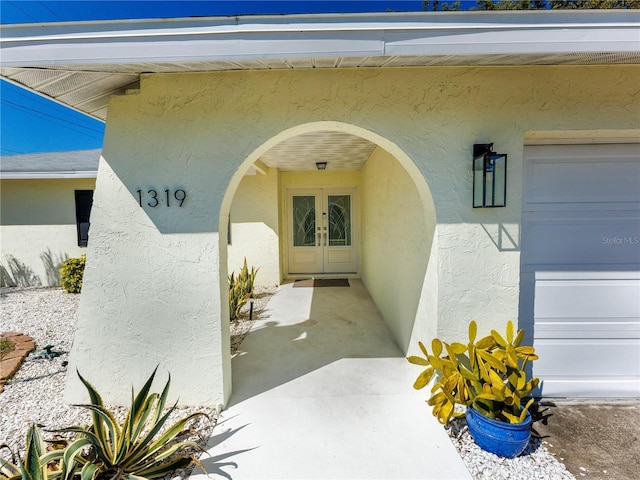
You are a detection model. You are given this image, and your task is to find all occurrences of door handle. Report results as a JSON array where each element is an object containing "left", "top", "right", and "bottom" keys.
[{"left": 317, "top": 232, "right": 322, "bottom": 246}]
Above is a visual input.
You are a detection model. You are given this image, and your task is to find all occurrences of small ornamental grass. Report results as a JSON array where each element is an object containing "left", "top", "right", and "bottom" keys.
[{"left": 0, "top": 338, "right": 14, "bottom": 357}]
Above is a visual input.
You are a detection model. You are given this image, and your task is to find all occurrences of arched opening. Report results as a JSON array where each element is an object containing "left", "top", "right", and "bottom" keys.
[{"left": 218, "top": 121, "right": 438, "bottom": 398}]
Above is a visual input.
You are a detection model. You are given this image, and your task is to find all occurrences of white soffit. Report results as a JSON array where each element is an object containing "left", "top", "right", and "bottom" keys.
[{"left": 1, "top": 10, "right": 639, "bottom": 121}]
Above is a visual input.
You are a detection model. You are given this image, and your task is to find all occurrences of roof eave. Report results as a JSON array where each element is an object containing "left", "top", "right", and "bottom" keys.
[
  {"left": 2, "top": 10, "right": 639, "bottom": 68},
  {"left": 0, "top": 171, "right": 98, "bottom": 180}
]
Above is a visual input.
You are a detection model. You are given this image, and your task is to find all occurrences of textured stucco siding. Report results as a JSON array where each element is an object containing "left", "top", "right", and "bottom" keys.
[
  {"left": 0, "top": 178, "right": 95, "bottom": 287},
  {"left": 66, "top": 65, "right": 640, "bottom": 405},
  {"left": 228, "top": 168, "right": 280, "bottom": 286},
  {"left": 65, "top": 151, "right": 230, "bottom": 406},
  {"left": 361, "top": 147, "right": 436, "bottom": 353}
]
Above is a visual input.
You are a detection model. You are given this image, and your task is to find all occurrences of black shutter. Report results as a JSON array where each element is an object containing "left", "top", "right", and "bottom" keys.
[{"left": 75, "top": 190, "right": 93, "bottom": 247}]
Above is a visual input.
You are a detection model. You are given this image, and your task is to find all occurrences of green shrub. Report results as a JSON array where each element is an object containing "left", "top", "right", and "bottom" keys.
[
  {"left": 59, "top": 255, "right": 86, "bottom": 293},
  {"left": 229, "top": 258, "right": 259, "bottom": 320}
]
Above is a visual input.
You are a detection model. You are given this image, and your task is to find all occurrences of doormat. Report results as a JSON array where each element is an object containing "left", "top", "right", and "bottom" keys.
[{"left": 293, "top": 278, "right": 350, "bottom": 288}]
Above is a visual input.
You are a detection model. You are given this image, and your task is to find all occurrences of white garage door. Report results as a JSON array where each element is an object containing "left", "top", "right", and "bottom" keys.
[{"left": 520, "top": 143, "right": 640, "bottom": 397}]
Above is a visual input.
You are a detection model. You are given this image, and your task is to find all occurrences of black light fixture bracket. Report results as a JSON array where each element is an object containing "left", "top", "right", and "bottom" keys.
[
  {"left": 472, "top": 143, "right": 507, "bottom": 208},
  {"left": 473, "top": 143, "right": 494, "bottom": 161}
]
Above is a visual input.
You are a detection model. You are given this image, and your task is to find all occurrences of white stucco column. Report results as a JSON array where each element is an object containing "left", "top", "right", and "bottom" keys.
[{"left": 65, "top": 87, "right": 236, "bottom": 406}]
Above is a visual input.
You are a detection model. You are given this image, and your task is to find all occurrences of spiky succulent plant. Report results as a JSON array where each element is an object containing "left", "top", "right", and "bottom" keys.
[
  {"left": 0, "top": 425, "right": 65, "bottom": 480},
  {"left": 55, "top": 368, "right": 208, "bottom": 480}
]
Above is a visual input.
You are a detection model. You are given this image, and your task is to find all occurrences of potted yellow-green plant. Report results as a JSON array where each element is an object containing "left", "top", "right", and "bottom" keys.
[{"left": 407, "top": 320, "right": 539, "bottom": 458}]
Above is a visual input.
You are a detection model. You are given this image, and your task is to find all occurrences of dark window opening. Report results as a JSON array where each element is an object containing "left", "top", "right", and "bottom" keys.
[{"left": 75, "top": 190, "right": 93, "bottom": 247}]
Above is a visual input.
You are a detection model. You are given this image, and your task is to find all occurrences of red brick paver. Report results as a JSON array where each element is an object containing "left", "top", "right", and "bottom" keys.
[{"left": 0, "top": 332, "right": 35, "bottom": 393}]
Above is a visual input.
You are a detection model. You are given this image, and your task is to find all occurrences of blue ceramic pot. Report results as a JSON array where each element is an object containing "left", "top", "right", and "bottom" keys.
[{"left": 465, "top": 407, "right": 532, "bottom": 458}]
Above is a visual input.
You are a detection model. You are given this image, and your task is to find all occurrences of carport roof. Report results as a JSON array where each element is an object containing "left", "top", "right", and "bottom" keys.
[{"left": 1, "top": 9, "right": 639, "bottom": 121}]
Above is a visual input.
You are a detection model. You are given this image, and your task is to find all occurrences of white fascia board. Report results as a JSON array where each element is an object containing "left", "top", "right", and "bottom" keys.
[
  {"left": 384, "top": 27, "right": 640, "bottom": 56},
  {"left": 0, "top": 171, "right": 98, "bottom": 179},
  {"left": 1, "top": 10, "right": 639, "bottom": 68}
]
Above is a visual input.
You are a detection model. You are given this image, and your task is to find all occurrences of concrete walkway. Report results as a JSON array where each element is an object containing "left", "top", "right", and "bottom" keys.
[{"left": 193, "top": 280, "right": 471, "bottom": 480}]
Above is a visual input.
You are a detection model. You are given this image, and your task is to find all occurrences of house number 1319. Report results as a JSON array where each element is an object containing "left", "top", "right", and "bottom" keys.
[{"left": 137, "top": 189, "right": 187, "bottom": 207}]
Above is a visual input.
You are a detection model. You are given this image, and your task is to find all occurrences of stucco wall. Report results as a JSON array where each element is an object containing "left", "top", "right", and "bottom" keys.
[
  {"left": 66, "top": 65, "right": 640, "bottom": 405},
  {"left": 361, "top": 147, "right": 436, "bottom": 353},
  {"left": 0, "top": 178, "right": 95, "bottom": 287},
  {"left": 228, "top": 168, "right": 280, "bottom": 286},
  {"left": 65, "top": 151, "right": 230, "bottom": 406}
]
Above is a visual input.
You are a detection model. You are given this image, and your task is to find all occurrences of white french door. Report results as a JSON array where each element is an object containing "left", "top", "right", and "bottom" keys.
[{"left": 287, "top": 188, "right": 357, "bottom": 274}]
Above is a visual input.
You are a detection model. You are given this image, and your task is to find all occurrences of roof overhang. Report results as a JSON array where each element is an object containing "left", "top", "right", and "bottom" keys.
[
  {"left": 0, "top": 171, "right": 98, "bottom": 179},
  {"left": 1, "top": 10, "right": 639, "bottom": 120},
  {"left": 0, "top": 149, "right": 100, "bottom": 179}
]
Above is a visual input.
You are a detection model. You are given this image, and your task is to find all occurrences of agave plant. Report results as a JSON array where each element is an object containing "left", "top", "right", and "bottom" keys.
[
  {"left": 407, "top": 320, "right": 539, "bottom": 425},
  {"left": 0, "top": 448, "right": 18, "bottom": 480},
  {"left": 0, "top": 425, "right": 65, "bottom": 480},
  {"left": 55, "top": 368, "right": 208, "bottom": 480}
]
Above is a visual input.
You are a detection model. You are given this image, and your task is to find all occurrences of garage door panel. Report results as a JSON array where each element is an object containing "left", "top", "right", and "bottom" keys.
[
  {"left": 535, "top": 321, "right": 640, "bottom": 339},
  {"left": 525, "top": 144, "right": 640, "bottom": 209},
  {"left": 539, "top": 379, "right": 640, "bottom": 398},
  {"left": 534, "top": 276, "right": 640, "bottom": 319},
  {"left": 535, "top": 339, "right": 640, "bottom": 377},
  {"left": 521, "top": 143, "right": 640, "bottom": 398},
  {"left": 522, "top": 217, "right": 640, "bottom": 267}
]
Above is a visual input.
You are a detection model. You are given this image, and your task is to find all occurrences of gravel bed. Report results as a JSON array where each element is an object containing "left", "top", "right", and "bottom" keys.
[
  {"left": 2, "top": 286, "right": 575, "bottom": 479},
  {"left": 1, "top": 286, "right": 88, "bottom": 445},
  {"left": 0, "top": 286, "right": 217, "bottom": 479},
  {"left": 230, "top": 287, "right": 276, "bottom": 356},
  {"left": 446, "top": 408, "right": 576, "bottom": 480}
]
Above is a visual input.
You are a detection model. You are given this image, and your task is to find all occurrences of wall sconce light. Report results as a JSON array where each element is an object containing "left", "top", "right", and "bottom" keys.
[
  {"left": 316, "top": 162, "right": 327, "bottom": 171},
  {"left": 473, "top": 143, "right": 507, "bottom": 208}
]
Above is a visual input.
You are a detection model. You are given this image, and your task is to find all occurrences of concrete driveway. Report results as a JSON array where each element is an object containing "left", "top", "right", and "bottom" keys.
[
  {"left": 533, "top": 400, "right": 640, "bottom": 480},
  {"left": 192, "top": 280, "right": 470, "bottom": 479}
]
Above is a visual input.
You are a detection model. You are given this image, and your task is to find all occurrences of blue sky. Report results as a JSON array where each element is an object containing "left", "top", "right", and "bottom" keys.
[
  {"left": 1, "top": 1, "right": 429, "bottom": 23},
  {"left": 1, "top": 1, "right": 430, "bottom": 155},
  {"left": 0, "top": 81, "right": 106, "bottom": 155}
]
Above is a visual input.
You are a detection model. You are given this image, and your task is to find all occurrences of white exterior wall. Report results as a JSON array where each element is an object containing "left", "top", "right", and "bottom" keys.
[
  {"left": 361, "top": 147, "right": 437, "bottom": 353},
  {"left": 66, "top": 65, "right": 640, "bottom": 405},
  {"left": 0, "top": 178, "right": 95, "bottom": 287},
  {"left": 228, "top": 168, "right": 280, "bottom": 286}
]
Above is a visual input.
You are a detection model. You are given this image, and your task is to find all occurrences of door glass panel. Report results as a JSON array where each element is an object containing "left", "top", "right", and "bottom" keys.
[
  {"left": 292, "top": 195, "right": 316, "bottom": 247},
  {"left": 328, "top": 195, "right": 351, "bottom": 247}
]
